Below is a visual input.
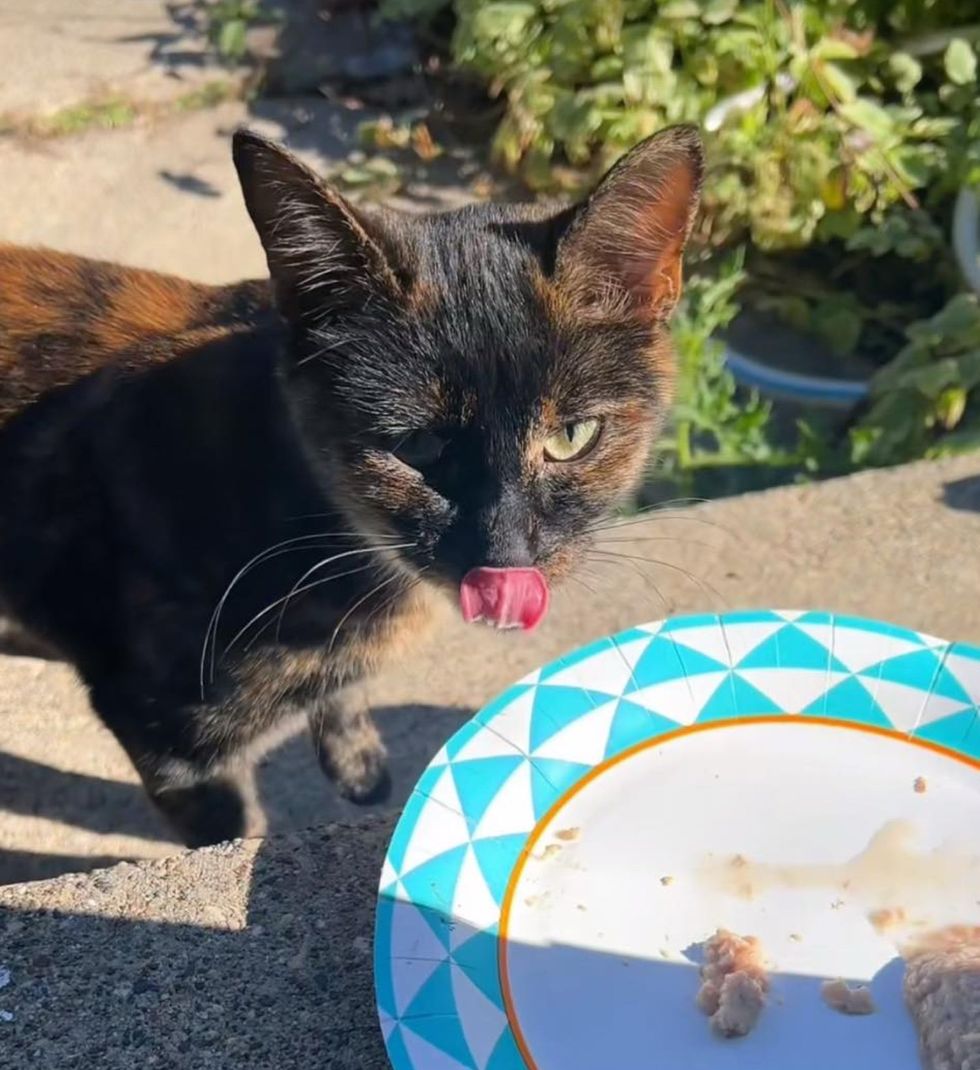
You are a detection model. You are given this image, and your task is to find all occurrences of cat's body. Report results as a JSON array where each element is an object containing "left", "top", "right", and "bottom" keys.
[
  {"left": 0, "top": 245, "right": 271, "bottom": 427},
  {"left": 0, "top": 127, "right": 703, "bottom": 846}
]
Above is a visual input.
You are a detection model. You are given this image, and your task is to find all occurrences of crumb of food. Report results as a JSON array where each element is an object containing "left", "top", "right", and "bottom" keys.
[
  {"left": 554, "top": 827, "right": 580, "bottom": 843},
  {"left": 789, "top": 933, "right": 803, "bottom": 943},
  {"left": 821, "top": 978, "right": 876, "bottom": 1016},
  {"left": 913, "top": 776, "right": 928, "bottom": 795},
  {"left": 537, "top": 844, "right": 562, "bottom": 861},
  {"left": 660, "top": 875, "right": 674, "bottom": 887},
  {"left": 730, "top": 854, "right": 748, "bottom": 869},
  {"left": 869, "top": 907, "right": 907, "bottom": 934},
  {"left": 831, "top": 898, "right": 846, "bottom": 911},
  {"left": 696, "top": 929, "right": 769, "bottom": 1038},
  {"left": 576, "top": 904, "right": 587, "bottom": 912},
  {"left": 902, "top": 926, "right": 980, "bottom": 1070}
]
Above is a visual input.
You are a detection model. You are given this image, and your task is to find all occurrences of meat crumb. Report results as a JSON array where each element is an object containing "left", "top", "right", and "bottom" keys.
[
  {"left": 903, "top": 926, "right": 980, "bottom": 1070},
  {"left": 696, "top": 929, "right": 769, "bottom": 1038},
  {"left": 913, "top": 776, "right": 928, "bottom": 795},
  {"left": 660, "top": 875, "right": 674, "bottom": 887},
  {"left": 821, "top": 979, "right": 876, "bottom": 1016},
  {"left": 869, "top": 907, "right": 907, "bottom": 934},
  {"left": 554, "top": 827, "right": 580, "bottom": 843}
]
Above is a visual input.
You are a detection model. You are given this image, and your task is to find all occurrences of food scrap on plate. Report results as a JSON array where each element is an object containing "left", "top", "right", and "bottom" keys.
[{"left": 696, "top": 929, "right": 769, "bottom": 1038}]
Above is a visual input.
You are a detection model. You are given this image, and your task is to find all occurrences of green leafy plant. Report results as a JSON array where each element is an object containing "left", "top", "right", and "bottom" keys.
[
  {"left": 205, "top": 0, "right": 271, "bottom": 63},
  {"left": 853, "top": 293, "right": 980, "bottom": 464},
  {"left": 660, "top": 255, "right": 833, "bottom": 495},
  {"left": 383, "top": 0, "right": 980, "bottom": 492}
]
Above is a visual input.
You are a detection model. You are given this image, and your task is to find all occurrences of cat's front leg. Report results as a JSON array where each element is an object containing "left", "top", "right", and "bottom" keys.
[
  {"left": 90, "top": 683, "right": 251, "bottom": 848},
  {"left": 145, "top": 773, "right": 248, "bottom": 849},
  {"left": 307, "top": 685, "right": 391, "bottom": 805}
]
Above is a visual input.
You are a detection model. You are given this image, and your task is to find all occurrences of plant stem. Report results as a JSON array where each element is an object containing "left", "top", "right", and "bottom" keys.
[{"left": 677, "top": 419, "right": 694, "bottom": 470}]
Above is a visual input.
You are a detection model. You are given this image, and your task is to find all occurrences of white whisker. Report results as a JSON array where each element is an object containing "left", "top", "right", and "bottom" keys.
[
  {"left": 200, "top": 535, "right": 409, "bottom": 694},
  {"left": 274, "top": 542, "right": 416, "bottom": 639},
  {"left": 588, "top": 548, "right": 727, "bottom": 608},
  {"left": 235, "top": 562, "right": 377, "bottom": 655},
  {"left": 328, "top": 571, "right": 405, "bottom": 655},
  {"left": 219, "top": 543, "right": 414, "bottom": 659}
]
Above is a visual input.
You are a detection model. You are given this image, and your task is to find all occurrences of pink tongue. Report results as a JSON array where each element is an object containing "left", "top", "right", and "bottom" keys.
[{"left": 459, "top": 567, "right": 550, "bottom": 631}]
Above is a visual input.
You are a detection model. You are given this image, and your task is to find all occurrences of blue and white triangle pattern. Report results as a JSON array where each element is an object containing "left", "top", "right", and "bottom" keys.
[{"left": 376, "top": 610, "right": 980, "bottom": 1069}]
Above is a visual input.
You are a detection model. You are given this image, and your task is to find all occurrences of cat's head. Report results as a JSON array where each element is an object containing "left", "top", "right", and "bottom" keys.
[{"left": 233, "top": 126, "right": 702, "bottom": 628}]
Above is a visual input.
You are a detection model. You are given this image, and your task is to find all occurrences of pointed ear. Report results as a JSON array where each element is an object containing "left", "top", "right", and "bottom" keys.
[
  {"left": 232, "top": 129, "right": 401, "bottom": 325},
  {"left": 555, "top": 125, "right": 704, "bottom": 321}
]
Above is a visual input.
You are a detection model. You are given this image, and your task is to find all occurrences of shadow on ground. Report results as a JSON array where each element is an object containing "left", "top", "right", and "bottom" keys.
[
  {"left": 0, "top": 820, "right": 394, "bottom": 1067},
  {"left": 131, "top": 0, "right": 501, "bottom": 213},
  {"left": 943, "top": 474, "right": 980, "bottom": 513},
  {"left": 111, "top": 1, "right": 214, "bottom": 78},
  {"left": 0, "top": 836, "right": 919, "bottom": 1068},
  {"left": 0, "top": 703, "right": 469, "bottom": 885}
]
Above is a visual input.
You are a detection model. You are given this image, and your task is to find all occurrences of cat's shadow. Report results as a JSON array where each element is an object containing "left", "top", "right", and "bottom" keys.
[
  {"left": 253, "top": 703, "right": 471, "bottom": 834},
  {"left": 0, "top": 703, "right": 470, "bottom": 885},
  {"left": 943, "top": 474, "right": 980, "bottom": 513}
]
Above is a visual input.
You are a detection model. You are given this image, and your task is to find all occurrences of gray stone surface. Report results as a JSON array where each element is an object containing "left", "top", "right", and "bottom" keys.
[
  {"left": 0, "top": 0, "right": 231, "bottom": 118},
  {"left": 0, "top": 95, "right": 475, "bottom": 285},
  {"left": 0, "top": 817, "right": 395, "bottom": 1068},
  {"left": 2, "top": 454, "right": 979, "bottom": 885}
]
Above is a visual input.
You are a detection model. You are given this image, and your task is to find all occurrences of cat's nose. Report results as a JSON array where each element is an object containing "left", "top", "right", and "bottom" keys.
[{"left": 477, "top": 488, "right": 537, "bottom": 569}]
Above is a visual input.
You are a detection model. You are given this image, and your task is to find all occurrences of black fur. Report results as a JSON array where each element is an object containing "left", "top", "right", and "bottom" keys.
[{"left": 0, "top": 126, "right": 703, "bottom": 845}]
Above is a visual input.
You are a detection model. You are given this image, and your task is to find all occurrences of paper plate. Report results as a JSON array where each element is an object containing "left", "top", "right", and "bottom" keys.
[{"left": 375, "top": 611, "right": 980, "bottom": 1070}]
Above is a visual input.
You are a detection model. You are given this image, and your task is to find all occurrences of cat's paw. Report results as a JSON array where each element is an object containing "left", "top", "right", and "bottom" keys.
[
  {"left": 316, "top": 731, "right": 392, "bottom": 805},
  {"left": 340, "top": 760, "right": 393, "bottom": 806},
  {"left": 151, "top": 777, "right": 247, "bottom": 848}
]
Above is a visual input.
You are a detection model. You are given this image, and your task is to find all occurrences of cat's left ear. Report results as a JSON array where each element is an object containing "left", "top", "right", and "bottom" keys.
[
  {"left": 232, "top": 129, "right": 402, "bottom": 326},
  {"left": 554, "top": 125, "right": 704, "bottom": 321}
]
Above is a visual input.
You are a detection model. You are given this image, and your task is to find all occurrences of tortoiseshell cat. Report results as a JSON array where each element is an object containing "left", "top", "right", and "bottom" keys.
[{"left": 0, "top": 125, "right": 703, "bottom": 846}]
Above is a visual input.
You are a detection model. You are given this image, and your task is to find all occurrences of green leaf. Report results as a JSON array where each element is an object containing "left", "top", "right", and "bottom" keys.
[
  {"left": 218, "top": 19, "right": 247, "bottom": 60},
  {"left": 819, "top": 62, "right": 857, "bottom": 103},
  {"left": 889, "top": 52, "right": 922, "bottom": 93},
  {"left": 944, "top": 38, "right": 977, "bottom": 86},
  {"left": 590, "top": 55, "right": 622, "bottom": 80},
  {"left": 659, "top": 0, "right": 699, "bottom": 18},
  {"left": 813, "top": 302, "right": 864, "bottom": 356},
  {"left": 811, "top": 38, "right": 859, "bottom": 62},
  {"left": 929, "top": 295, "right": 980, "bottom": 340},
  {"left": 935, "top": 386, "right": 967, "bottom": 430},
  {"left": 702, "top": 0, "right": 738, "bottom": 26},
  {"left": 839, "top": 99, "right": 896, "bottom": 139},
  {"left": 899, "top": 359, "right": 960, "bottom": 398},
  {"left": 956, "top": 349, "right": 980, "bottom": 390}
]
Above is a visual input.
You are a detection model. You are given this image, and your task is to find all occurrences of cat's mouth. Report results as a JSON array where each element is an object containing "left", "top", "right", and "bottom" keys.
[{"left": 459, "top": 567, "right": 550, "bottom": 631}]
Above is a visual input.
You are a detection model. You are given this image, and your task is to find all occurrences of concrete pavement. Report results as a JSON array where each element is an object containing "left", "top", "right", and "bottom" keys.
[{"left": 0, "top": 0, "right": 227, "bottom": 119}]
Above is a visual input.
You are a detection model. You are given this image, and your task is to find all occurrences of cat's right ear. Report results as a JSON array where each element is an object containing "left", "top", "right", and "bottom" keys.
[
  {"left": 554, "top": 125, "right": 704, "bottom": 323},
  {"left": 232, "top": 129, "right": 401, "bottom": 326}
]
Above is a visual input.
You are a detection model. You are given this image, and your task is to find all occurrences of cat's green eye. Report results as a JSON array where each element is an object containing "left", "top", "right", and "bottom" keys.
[
  {"left": 543, "top": 418, "right": 602, "bottom": 463},
  {"left": 393, "top": 430, "right": 446, "bottom": 469}
]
